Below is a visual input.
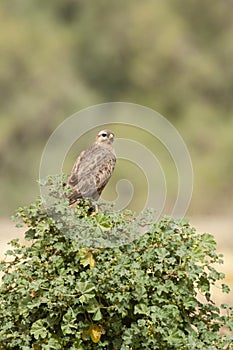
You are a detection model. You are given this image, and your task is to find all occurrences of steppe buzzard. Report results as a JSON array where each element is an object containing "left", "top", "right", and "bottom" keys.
[{"left": 67, "top": 130, "right": 116, "bottom": 204}]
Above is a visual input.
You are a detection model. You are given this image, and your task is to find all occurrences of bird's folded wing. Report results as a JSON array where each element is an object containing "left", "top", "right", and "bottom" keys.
[{"left": 67, "top": 145, "right": 116, "bottom": 200}]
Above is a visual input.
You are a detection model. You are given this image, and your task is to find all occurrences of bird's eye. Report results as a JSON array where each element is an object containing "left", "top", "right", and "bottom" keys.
[{"left": 101, "top": 133, "right": 107, "bottom": 137}]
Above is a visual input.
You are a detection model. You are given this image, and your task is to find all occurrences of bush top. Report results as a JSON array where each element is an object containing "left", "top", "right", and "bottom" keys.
[{"left": 0, "top": 179, "right": 232, "bottom": 349}]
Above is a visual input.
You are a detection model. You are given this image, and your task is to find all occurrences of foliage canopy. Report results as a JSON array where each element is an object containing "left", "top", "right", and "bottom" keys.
[{"left": 0, "top": 181, "right": 233, "bottom": 349}]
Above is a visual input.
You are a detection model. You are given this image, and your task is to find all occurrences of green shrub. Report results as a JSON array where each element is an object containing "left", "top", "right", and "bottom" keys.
[{"left": 0, "top": 181, "right": 233, "bottom": 349}]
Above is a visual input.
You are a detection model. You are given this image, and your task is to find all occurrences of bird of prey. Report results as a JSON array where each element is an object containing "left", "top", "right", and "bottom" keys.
[{"left": 67, "top": 130, "right": 116, "bottom": 204}]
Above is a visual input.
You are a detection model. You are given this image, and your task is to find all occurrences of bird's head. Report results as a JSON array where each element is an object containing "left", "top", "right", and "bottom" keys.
[{"left": 96, "top": 130, "right": 115, "bottom": 144}]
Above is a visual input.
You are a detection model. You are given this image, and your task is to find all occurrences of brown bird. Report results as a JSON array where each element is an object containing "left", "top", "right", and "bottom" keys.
[{"left": 67, "top": 130, "right": 116, "bottom": 204}]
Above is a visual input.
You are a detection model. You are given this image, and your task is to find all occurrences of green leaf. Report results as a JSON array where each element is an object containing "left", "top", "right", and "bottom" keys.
[
  {"left": 5, "top": 249, "right": 14, "bottom": 256},
  {"left": 45, "top": 336, "right": 62, "bottom": 349},
  {"left": 76, "top": 281, "right": 95, "bottom": 294},
  {"left": 134, "top": 303, "right": 149, "bottom": 315},
  {"left": 93, "top": 309, "right": 103, "bottom": 321},
  {"left": 222, "top": 284, "right": 231, "bottom": 294},
  {"left": 85, "top": 298, "right": 100, "bottom": 313},
  {"left": 31, "top": 320, "right": 48, "bottom": 340},
  {"left": 96, "top": 214, "right": 112, "bottom": 230}
]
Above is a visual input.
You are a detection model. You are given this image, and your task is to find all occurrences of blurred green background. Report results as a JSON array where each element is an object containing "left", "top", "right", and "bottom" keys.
[{"left": 0, "top": 0, "right": 233, "bottom": 218}]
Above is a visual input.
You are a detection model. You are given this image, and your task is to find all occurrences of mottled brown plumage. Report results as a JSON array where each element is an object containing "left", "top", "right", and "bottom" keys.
[{"left": 67, "top": 130, "right": 116, "bottom": 204}]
